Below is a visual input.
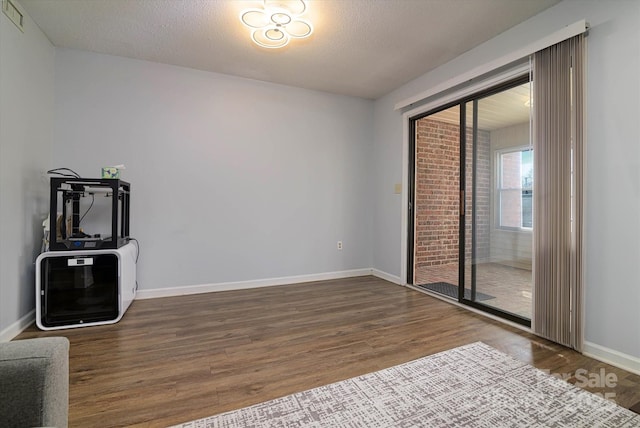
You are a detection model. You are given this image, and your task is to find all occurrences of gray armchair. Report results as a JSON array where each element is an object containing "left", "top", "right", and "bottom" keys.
[{"left": 0, "top": 337, "right": 69, "bottom": 428}]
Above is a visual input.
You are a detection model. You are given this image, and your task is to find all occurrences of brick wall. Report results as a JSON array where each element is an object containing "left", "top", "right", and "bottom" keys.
[{"left": 415, "top": 118, "right": 490, "bottom": 270}]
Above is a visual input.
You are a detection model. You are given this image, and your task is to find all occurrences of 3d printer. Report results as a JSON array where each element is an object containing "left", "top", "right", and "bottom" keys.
[{"left": 48, "top": 177, "right": 130, "bottom": 250}]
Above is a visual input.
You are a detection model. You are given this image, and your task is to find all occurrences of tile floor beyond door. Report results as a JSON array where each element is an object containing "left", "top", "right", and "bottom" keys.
[{"left": 415, "top": 262, "right": 532, "bottom": 319}]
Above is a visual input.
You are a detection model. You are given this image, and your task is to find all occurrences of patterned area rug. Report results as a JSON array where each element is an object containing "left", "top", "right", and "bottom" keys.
[{"left": 170, "top": 342, "right": 640, "bottom": 427}]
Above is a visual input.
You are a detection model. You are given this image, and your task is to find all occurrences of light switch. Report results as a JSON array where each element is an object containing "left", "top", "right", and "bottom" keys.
[{"left": 394, "top": 183, "right": 402, "bottom": 194}]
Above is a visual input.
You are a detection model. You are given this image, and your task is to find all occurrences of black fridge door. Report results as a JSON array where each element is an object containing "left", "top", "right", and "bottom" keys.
[{"left": 40, "top": 253, "right": 119, "bottom": 327}]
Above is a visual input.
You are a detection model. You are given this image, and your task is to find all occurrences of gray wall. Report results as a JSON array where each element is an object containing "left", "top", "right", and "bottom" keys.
[
  {"left": 52, "top": 49, "right": 374, "bottom": 290},
  {"left": 372, "top": 0, "right": 640, "bottom": 358},
  {"left": 0, "top": 10, "right": 54, "bottom": 338},
  {"left": 4, "top": 0, "right": 640, "bottom": 367}
]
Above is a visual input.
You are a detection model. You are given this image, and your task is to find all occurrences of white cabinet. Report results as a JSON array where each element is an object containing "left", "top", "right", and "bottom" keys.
[{"left": 36, "top": 243, "right": 137, "bottom": 330}]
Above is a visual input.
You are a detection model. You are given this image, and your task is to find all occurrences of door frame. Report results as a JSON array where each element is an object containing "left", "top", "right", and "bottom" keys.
[{"left": 405, "top": 75, "right": 532, "bottom": 327}]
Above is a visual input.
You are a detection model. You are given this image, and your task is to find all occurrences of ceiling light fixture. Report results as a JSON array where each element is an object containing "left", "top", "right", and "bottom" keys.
[{"left": 240, "top": 0, "right": 313, "bottom": 49}]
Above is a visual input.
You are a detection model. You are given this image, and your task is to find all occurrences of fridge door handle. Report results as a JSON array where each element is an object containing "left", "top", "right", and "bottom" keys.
[{"left": 67, "top": 258, "right": 94, "bottom": 267}]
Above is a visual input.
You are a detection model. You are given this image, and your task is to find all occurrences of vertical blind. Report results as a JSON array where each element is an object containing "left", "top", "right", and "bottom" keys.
[{"left": 532, "top": 34, "right": 585, "bottom": 351}]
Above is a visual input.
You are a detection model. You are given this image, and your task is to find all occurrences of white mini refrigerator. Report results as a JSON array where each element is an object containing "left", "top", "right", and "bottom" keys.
[{"left": 36, "top": 243, "right": 137, "bottom": 330}]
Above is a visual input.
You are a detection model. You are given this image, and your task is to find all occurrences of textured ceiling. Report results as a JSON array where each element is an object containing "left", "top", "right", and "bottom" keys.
[
  {"left": 19, "top": 0, "right": 559, "bottom": 100},
  {"left": 429, "top": 82, "right": 531, "bottom": 130}
]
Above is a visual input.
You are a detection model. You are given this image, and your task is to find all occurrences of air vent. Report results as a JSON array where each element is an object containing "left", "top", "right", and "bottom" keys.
[{"left": 2, "top": 0, "right": 24, "bottom": 32}]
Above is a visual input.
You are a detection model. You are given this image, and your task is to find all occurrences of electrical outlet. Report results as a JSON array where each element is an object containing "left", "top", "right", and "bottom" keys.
[{"left": 337, "top": 241, "right": 343, "bottom": 250}]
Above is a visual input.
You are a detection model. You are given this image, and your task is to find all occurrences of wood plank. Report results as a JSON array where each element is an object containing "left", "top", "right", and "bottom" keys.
[{"left": 15, "top": 276, "right": 640, "bottom": 427}]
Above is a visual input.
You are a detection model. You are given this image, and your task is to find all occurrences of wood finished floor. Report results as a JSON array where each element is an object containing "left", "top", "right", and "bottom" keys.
[{"left": 15, "top": 276, "right": 640, "bottom": 427}]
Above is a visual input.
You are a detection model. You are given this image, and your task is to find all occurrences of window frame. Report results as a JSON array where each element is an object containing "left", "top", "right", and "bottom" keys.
[{"left": 496, "top": 145, "right": 533, "bottom": 231}]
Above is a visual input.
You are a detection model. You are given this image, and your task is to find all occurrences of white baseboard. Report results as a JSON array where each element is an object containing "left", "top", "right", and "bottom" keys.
[
  {"left": 583, "top": 341, "right": 640, "bottom": 376},
  {"left": 9, "top": 278, "right": 638, "bottom": 380},
  {"left": 372, "top": 269, "right": 405, "bottom": 285},
  {"left": 0, "top": 310, "right": 35, "bottom": 342},
  {"left": 135, "top": 268, "right": 374, "bottom": 300}
]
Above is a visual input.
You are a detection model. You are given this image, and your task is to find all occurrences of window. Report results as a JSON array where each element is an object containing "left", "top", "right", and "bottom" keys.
[{"left": 497, "top": 147, "right": 533, "bottom": 229}]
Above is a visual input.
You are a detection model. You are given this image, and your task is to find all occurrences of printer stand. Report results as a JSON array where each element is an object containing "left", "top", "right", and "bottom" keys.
[{"left": 36, "top": 243, "right": 137, "bottom": 330}]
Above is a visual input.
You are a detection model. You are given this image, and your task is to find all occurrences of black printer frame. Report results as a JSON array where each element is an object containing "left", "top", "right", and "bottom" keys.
[{"left": 49, "top": 177, "right": 130, "bottom": 251}]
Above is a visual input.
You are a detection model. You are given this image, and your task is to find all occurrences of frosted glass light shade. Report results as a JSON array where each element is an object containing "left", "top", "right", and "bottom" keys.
[
  {"left": 240, "top": 0, "right": 312, "bottom": 49},
  {"left": 241, "top": 10, "right": 271, "bottom": 28},
  {"left": 264, "top": 0, "right": 306, "bottom": 15},
  {"left": 286, "top": 20, "right": 312, "bottom": 38},
  {"left": 252, "top": 28, "right": 290, "bottom": 48}
]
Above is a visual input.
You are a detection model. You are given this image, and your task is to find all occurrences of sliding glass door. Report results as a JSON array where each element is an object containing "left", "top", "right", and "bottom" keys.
[
  {"left": 411, "top": 104, "right": 461, "bottom": 297},
  {"left": 409, "top": 77, "right": 532, "bottom": 326}
]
